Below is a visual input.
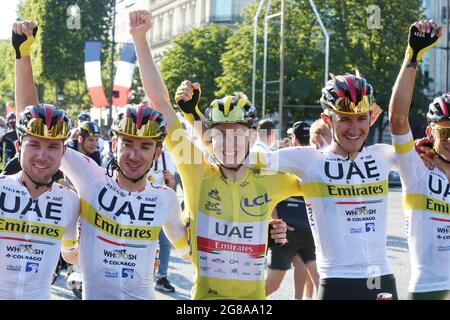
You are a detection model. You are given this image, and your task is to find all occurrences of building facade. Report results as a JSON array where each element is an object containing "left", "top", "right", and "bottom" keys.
[
  {"left": 423, "top": 0, "right": 449, "bottom": 96},
  {"left": 115, "top": 0, "right": 255, "bottom": 60}
]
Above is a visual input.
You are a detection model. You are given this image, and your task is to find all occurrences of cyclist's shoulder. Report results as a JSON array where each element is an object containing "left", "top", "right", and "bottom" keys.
[
  {"left": 0, "top": 173, "right": 20, "bottom": 186},
  {"left": 365, "top": 143, "right": 393, "bottom": 154},
  {"left": 51, "top": 182, "right": 80, "bottom": 199}
]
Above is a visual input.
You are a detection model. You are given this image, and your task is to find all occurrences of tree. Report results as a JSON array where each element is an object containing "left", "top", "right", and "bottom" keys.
[
  {"left": 0, "top": 41, "right": 15, "bottom": 109},
  {"left": 159, "top": 24, "right": 233, "bottom": 108},
  {"left": 217, "top": 0, "right": 428, "bottom": 141},
  {"left": 16, "top": 0, "right": 114, "bottom": 116}
]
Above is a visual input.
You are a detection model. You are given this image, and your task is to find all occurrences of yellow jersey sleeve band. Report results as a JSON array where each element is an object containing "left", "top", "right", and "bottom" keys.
[{"left": 392, "top": 132, "right": 414, "bottom": 155}]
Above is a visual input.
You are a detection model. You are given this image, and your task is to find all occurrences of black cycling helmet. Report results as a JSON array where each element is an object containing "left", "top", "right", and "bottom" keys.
[
  {"left": 111, "top": 104, "right": 167, "bottom": 142},
  {"left": 16, "top": 104, "right": 71, "bottom": 140},
  {"left": 77, "top": 113, "right": 91, "bottom": 122},
  {"left": 205, "top": 96, "right": 258, "bottom": 129},
  {"left": 427, "top": 94, "right": 450, "bottom": 124},
  {"left": 321, "top": 72, "right": 375, "bottom": 115},
  {"left": 79, "top": 121, "right": 100, "bottom": 138},
  {"left": 6, "top": 111, "right": 16, "bottom": 128}
]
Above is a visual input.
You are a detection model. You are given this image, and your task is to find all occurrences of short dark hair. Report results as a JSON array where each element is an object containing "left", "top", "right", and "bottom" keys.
[{"left": 257, "top": 119, "right": 276, "bottom": 134}]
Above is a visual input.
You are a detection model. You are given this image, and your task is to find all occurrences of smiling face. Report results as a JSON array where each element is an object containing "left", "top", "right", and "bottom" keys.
[
  {"left": 113, "top": 134, "right": 161, "bottom": 181},
  {"left": 322, "top": 111, "right": 371, "bottom": 154},
  {"left": 18, "top": 135, "right": 65, "bottom": 184},
  {"left": 210, "top": 123, "right": 253, "bottom": 168}
]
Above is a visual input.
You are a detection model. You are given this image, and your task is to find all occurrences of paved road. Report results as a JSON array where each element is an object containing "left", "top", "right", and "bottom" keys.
[{"left": 51, "top": 188, "right": 411, "bottom": 300}]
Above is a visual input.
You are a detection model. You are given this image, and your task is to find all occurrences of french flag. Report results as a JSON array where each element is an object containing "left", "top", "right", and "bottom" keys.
[
  {"left": 84, "top": 41, "right": 108, "bottom": 108},
  {"left": 112, "top": 43, "right": 137, "bottom": 107}
]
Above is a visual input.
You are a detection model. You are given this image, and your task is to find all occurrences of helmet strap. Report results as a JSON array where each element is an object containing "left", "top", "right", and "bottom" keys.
[
  {"left": 434, "top": 148, "right": 450, "bottom": 164},
  {"left": 22, "top": 170, "right": 53, "bottom": 189},
  {"left": 106, "top": 150, "right": 158, "bottom": 185}
]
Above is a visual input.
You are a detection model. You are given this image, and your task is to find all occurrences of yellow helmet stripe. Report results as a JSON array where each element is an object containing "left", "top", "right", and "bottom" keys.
[
  {"left": 223, "top": 96, "right": 233, "bottom": 116},
  {"left": 237, "top": 98, "right": 248, "bottom": 108}
]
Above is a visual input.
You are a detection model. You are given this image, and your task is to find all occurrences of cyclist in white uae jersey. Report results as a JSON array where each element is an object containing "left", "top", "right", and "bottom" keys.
[
  {"left": 249, "top": 72, "right": 403, "bottom": 299},
  {"left": 389, "top": 19, "right": 450, "bottom": 300},
  {"left": 0, "top": 21, "right": 80, "bottom": 299},
  {"left": 13, "top": 17, "right": 190, "bottom": 300}
]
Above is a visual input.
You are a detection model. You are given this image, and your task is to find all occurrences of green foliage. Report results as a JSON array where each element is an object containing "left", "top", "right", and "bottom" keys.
[
  {"left": 15, "top": 0, "right": 114, "bottom": 116},
  {"left": 159, "top": 24, "right": 233, "bottom": 108},
  {"left": 217, "top": 0, "right": 429, "bottom": 139},
  {"left": 0, "top": 41, "right": 15, "bottom": 107}
]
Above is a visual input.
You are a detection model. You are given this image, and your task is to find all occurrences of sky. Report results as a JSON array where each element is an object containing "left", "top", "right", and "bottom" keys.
[{"left": 0, "top": 0, "right": 19, "bottom": 40}]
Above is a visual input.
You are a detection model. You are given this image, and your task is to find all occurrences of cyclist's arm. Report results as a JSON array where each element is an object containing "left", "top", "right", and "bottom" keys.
[
  {"left": 60, "top": 148, "right": 104, "bottom": 194},
  {"left": 13, "top": 22, "right": 39, "bottom": 116},
  {"left": 248, "top": 147, "right": 315, "bottom": 180},
  {"left": 392, "top": 133, "right": 427, "bottom": 189},
  {"left": 390, "top": 20, "right": 442, "bottom": 136},
  {"left": 161, "top": 189, "right": 191, "bottom": 261},
  {"left": 61, "top": 194, "right": 80, "bottom": 265},
  {"left": 388, "top": 53, "right": 417, "bottom": 136},
  {"left": 131, "top": 11, "right": 177, "bottom": 129}
]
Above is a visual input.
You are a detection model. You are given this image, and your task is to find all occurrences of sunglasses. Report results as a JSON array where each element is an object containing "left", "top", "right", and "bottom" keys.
[{"left": 431, "top": 123, "right": 450, "bottom": 141}]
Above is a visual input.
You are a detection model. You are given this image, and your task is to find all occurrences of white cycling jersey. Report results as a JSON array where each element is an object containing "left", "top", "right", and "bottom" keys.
[
  {"left": 0, "top": 174, "right": 79, "bottom": 300},
  {"left": 61, "top": 149, "right": 189, "bottom": 300},
  {"left": 251, "top": 144, "right": 398, "bottom": 279},
  {"left": 393, "top": 131, "right": 450, "bottom": 293}
]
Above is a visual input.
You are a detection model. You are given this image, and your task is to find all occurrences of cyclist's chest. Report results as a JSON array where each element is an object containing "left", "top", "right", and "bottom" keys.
[
  {"left": 0, "top": 185, "right": 73, "bottom": 227},
  {"left": 198, "top": 177, "right": 273, "bottom": 222},
  {"left": 312, "top": 155, "right": 389, "bottom": 184},
  {"left": 84, "top": 183, "right": 166, "bottom": 227},
  {"left": 422, "top": 170, "right": 450, "bottom": 201}
]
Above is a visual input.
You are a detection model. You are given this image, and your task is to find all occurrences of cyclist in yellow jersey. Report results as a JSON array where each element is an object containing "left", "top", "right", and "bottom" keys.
[
  {"left": 131, "top": 10, "right": 299, "bottom": 300},
  {"left": 389, "top": 19, "right": 450, "bottom": 300}
]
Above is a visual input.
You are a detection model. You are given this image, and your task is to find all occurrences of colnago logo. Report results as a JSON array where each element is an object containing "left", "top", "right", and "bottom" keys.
[
  {"left": 102, "top": 258, "right": 136, "bottom": 267},
  {"left": 6, "top": 252, "right": 42, "bottom": 261},
  {"left": 428, "top": 175, "right": 450, "bottom": 198},
  {"left": 6, "top": 244, "right": 44, "bottom": 255},
  {"left": 103, "top": 249, "right": 137, "bottom": 260},
  {"left": 345, "top": 206, "right": 376, "bottom": 216},
  {"left": 98, "top": 187, "right": 156, "bottom": 221},
  {"left": 240, "top": 194, "right": 272, "bottom": 217},
  {"left": 346, "top": 216, "right": 376, "bottom": 222},
  {"left": 324, "top": 160, "right": 380, "bottom": 180},
  {"left": 0, "top": 192, "right": 63, "bottom": 221}
]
